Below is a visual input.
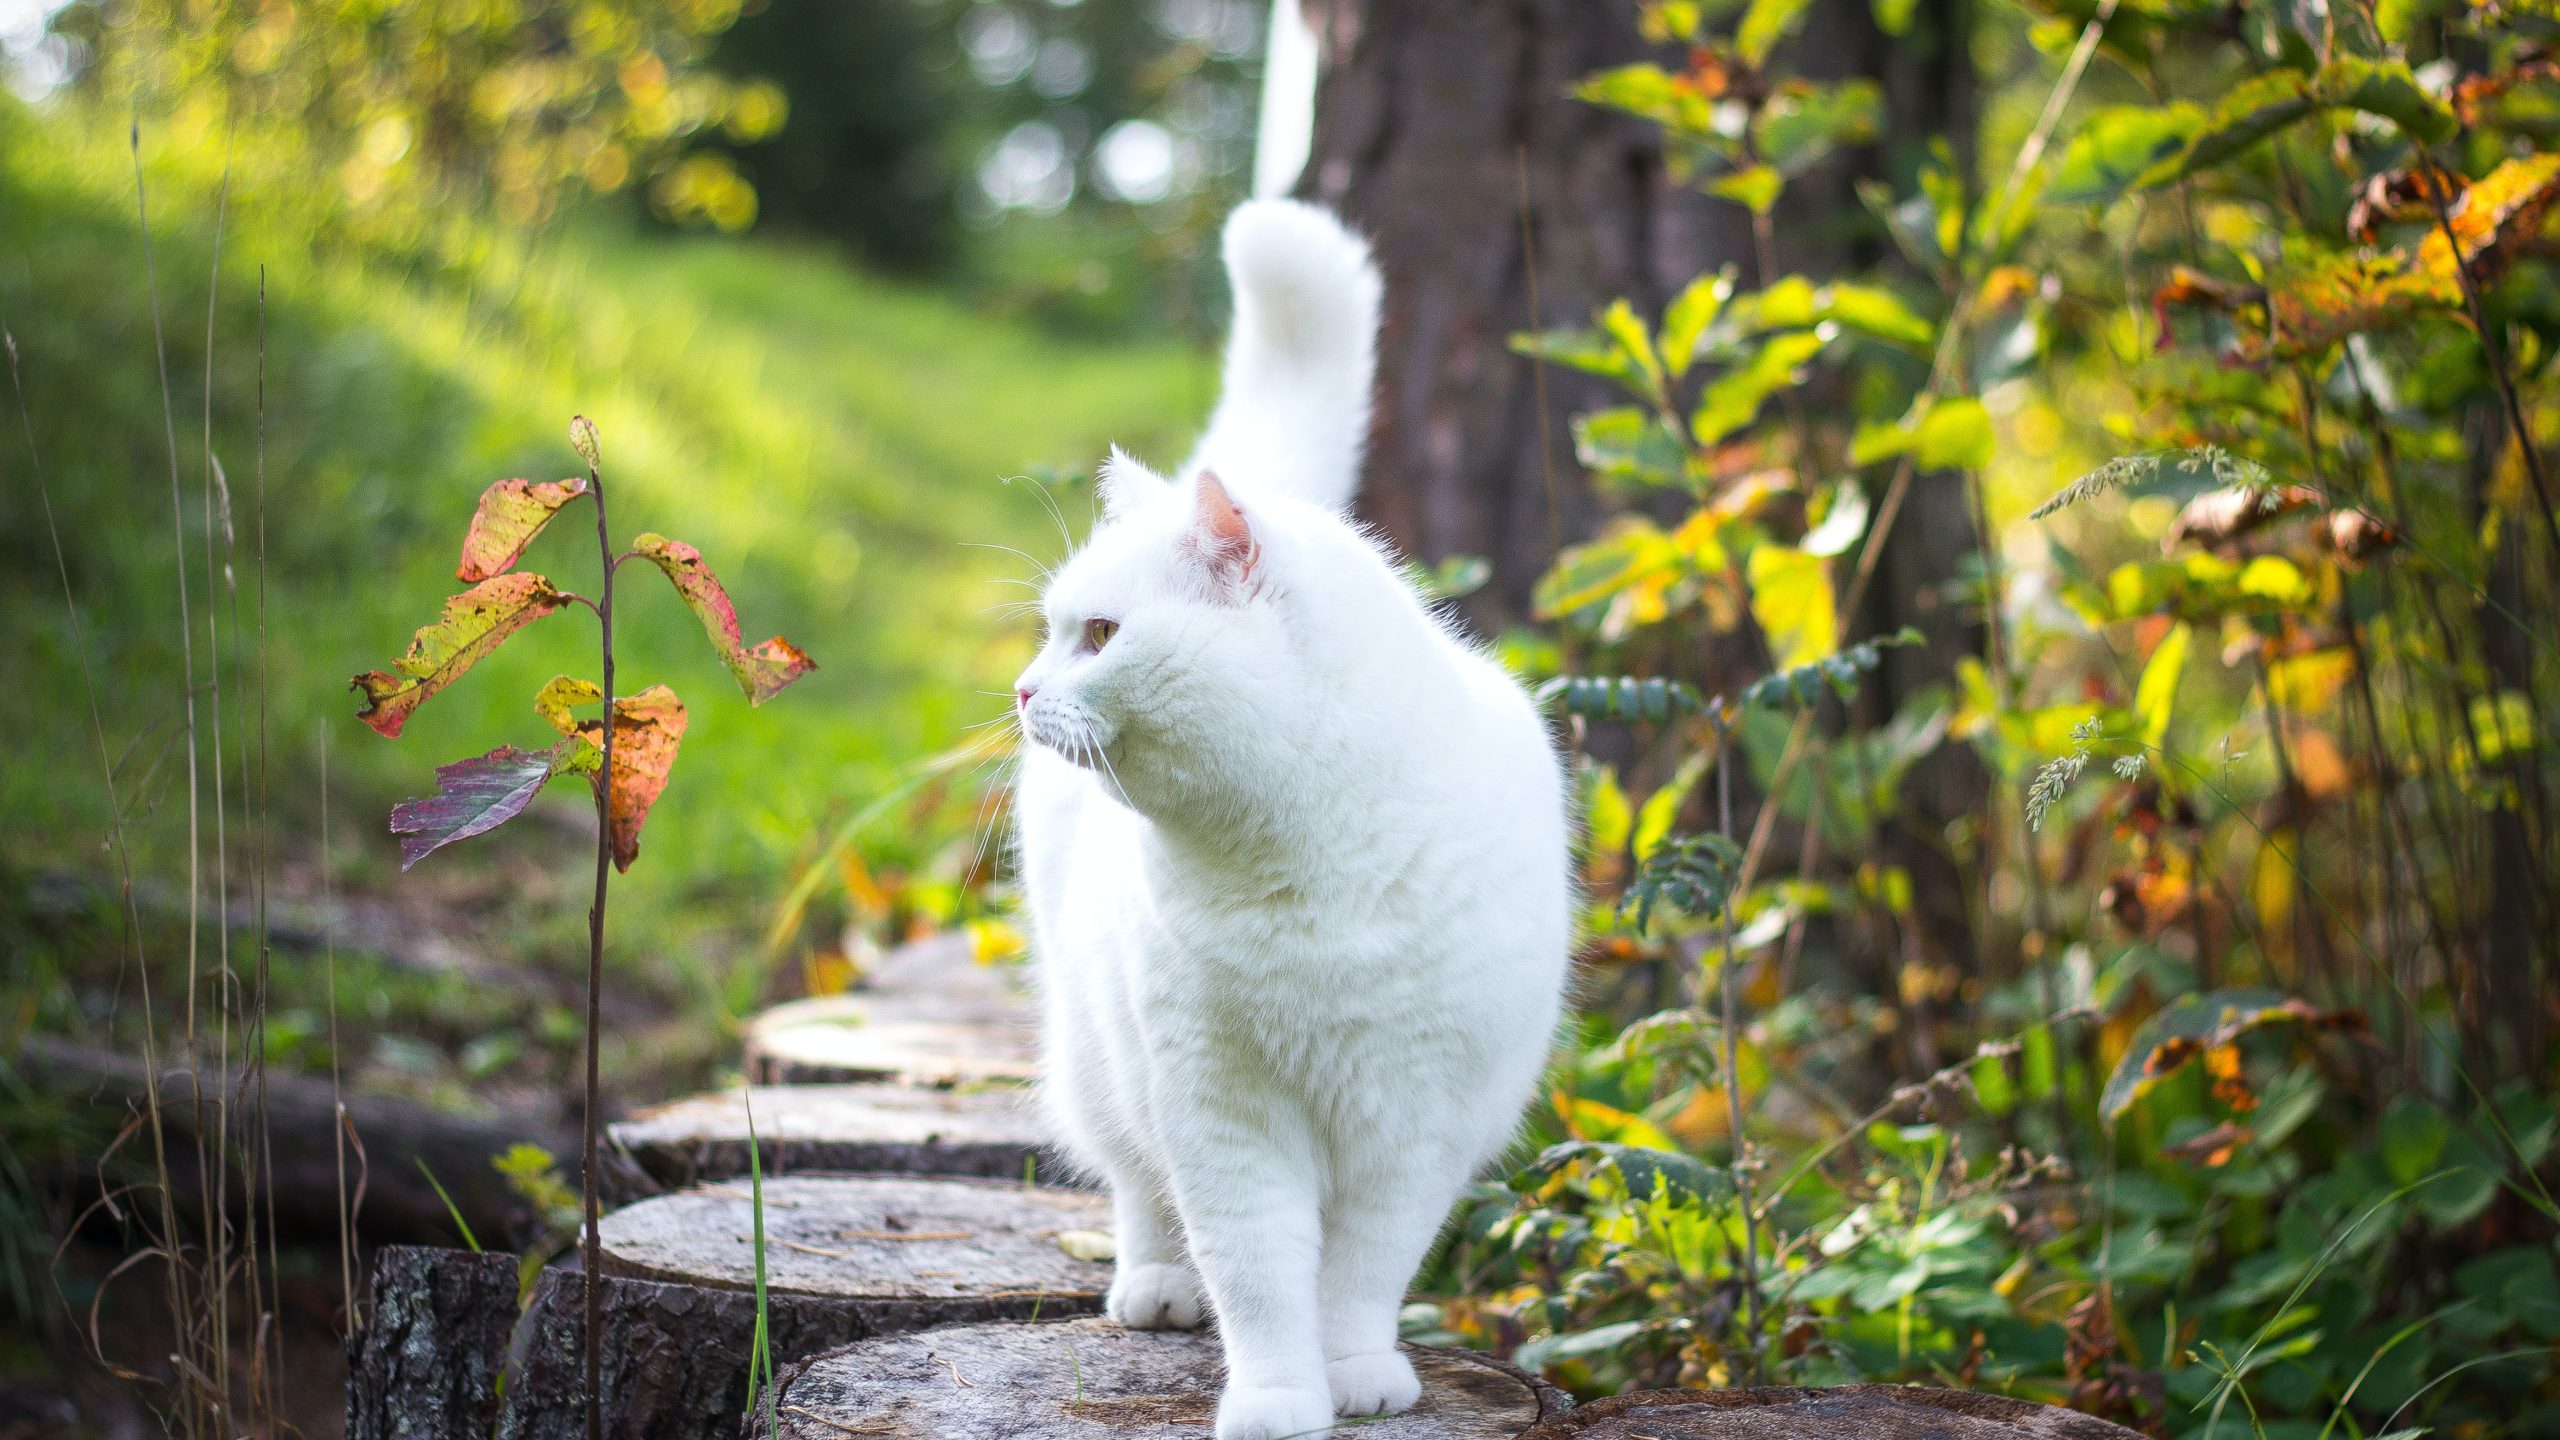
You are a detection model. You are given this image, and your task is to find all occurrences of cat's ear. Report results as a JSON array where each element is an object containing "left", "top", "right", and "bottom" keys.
[
  {"left": 1098, "top": 446, "right": 1171, "bottom": 521},
  {"left": 1184, "top": 470, "right": 1259, "bottom": 593}
]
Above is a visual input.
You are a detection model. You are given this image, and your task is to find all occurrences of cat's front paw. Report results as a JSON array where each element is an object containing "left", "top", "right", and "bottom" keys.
[
  {"left": 1326, "top": 1350, "right": 1420, "bottom": 1417},
  {"left": 1215, "top": 1383, "right": 1335, "bottom": 1440},
  {"left": 1105, "top": 1261, "right": 1204, "bottom": 1330}
]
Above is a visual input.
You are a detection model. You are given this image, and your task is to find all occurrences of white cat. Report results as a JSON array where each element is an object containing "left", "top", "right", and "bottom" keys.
[{"left": 1011, "top": 199, "right": 1570, "bottom": 1440}]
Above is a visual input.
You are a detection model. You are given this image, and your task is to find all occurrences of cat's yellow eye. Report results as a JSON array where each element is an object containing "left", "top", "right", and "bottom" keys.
[{"left": 1083, "top": 617, "right": 1119, "bottom": 651}]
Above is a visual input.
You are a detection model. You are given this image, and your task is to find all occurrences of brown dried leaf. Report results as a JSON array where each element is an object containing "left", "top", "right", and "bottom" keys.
[{"left": 2163, "top": 485, "right": 2324, "bottom": 551}]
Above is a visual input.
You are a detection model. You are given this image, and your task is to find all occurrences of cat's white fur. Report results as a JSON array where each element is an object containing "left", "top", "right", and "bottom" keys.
[{"left": 1012, "top": 199, "right": 1570, "bottom": 1440}]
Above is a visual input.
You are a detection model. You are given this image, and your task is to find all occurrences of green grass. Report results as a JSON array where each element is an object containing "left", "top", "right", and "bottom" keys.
[{"left": 0, "top": 98, "right": 1204, "bottom": 1079}]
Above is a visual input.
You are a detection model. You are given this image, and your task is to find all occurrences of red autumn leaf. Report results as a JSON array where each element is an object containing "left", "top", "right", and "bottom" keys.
[
  {"left": 353, "top": 573, "right": 566, "bottom": 738},
  {"left": 456, "top": 475, "right": 590, "bottom": 582},
  {"left": 628, "top": 533, "right": 815, "bottom": 704},
  {"left": 542, "top": 682, "right": 688, "bottom": 872},
  {"left": 388, "top": 742, "right": 589, "bottom": 871}
]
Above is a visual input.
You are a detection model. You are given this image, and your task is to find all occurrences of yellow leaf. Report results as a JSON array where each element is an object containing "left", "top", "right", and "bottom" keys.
[
  {"left": 2135, "top": 622, "right": 2190, "bottom": 746},
  {"left": 1584, "top": 764, "right": 1633, "bottom": 862},
  {"left": 1634, "top": 753, "right": 1713, "bottom": 862},
  {"left": 1554, "top": 1092, "right": 1682, "bottom": 1152},
  {"left": 968, "top": 918, "right": 1026, "bottom": 966},
  {"left": 1746, "top": 544, "right": 1836, "bottom": 669}
]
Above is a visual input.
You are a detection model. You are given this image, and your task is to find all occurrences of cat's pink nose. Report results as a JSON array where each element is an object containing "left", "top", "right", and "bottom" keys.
[{"left": 1016, "top": 685, "right": 1036, "bottom": 708}]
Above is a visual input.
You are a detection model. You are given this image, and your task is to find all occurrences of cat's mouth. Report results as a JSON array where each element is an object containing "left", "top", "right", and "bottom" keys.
[{"left": 1020, "top": 699, "right": 1115, "bottom": 771}]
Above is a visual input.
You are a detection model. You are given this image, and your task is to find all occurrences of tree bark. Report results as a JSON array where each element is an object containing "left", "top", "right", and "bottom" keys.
[
  {"left": 610, "top": 1082, "right": 1069, "bottom": 1194},
  {"left": 756, "top": 1316, "right": 1569, "bottom": 1439},
  {"left": 346, "top": 1246, "right": 522, "bottom": 1440},
  {"left": 1518, "top": 1385, "right": 2144, "bottom": 1439}
]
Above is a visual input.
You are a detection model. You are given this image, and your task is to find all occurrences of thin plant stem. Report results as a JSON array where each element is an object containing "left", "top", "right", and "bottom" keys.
[
  {"left": 1714, "top": 720, "right": 1764, "bottom": 1384},
  {"left": 581, "top": 426, "right": 614, "bottom": 1440}
]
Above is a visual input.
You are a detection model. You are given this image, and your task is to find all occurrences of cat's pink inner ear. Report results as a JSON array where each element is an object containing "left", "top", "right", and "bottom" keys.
[{"left": 1189, "top": 470, "right": 1258, "bottom": 584}]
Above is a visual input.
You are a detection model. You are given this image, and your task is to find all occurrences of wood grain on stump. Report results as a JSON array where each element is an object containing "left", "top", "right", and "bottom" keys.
[
  {"left": 346, "top": 1245, "right": 520, "bottom": 1440},
  {"left": 597, "top": 1173, "right": 1107, "bottom": 1299},
  {"left": 762, "top": 1316, "right": 1570, "bottom": 1438},
  {"left": 609, "top": 1082, "right": 1063, "bottom": 1194},
  {"left": 743, "top": 993, "right": 1036, "bottom": 1087},
  {"left": 493, "top": 1176, "right": 1112, "bottom": 1439},
  {"left": 1518, "top": 1386, "right": 2146, "bottom": 1440}
]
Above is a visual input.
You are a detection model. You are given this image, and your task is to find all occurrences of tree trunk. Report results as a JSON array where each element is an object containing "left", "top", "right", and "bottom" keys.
[
  {"left": 1303, "top": 0, "right": 1984, "bottom": 975},
  {"left": 1519, "top": 1385, "right": 2144, "bottom": 1439},
  {"left": 611, "top": 1082, "right": 1068, "bottom": 1194},
  {"left": 756, "top": 1316, "right": 1569, "bottom": 1438},
  {"left": 346, "top": 1246, "right": 522, "bottom": 1440}
]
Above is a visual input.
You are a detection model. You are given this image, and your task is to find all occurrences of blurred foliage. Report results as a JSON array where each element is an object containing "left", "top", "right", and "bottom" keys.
[
  {"left": 1454, "top": 0, "right": 2560, "bottom": 1435},
  {"left": 54, "top": 0, "right": 782, "bottom": 232}
]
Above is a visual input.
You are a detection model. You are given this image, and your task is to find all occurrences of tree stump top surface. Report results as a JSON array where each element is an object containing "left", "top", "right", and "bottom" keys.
[
  {"left": 596, "top": 1174, "right": 1109, "bottom": 1301},
  {"left": 771, "top": 1317, "right": 1566, "bottom": 1439},
  {"left": 745, "top": 994, "right": 1038, "bottom": 1087},
  {"left": 615, "top": 1082, "right": 1048, "bottom": 1153},
  {"left": 1520, "top": 1386, "right": 2145, "bottom": 1440}
]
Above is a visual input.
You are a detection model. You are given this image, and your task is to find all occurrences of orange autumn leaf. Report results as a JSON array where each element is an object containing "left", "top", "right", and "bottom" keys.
[{"left": 536, "top": 677, "right": 688, "bottom": 872}]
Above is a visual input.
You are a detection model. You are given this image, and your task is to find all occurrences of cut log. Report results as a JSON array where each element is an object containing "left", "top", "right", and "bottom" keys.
[
  {"left": 491, "top": 1175, "right": 1112, "bottom": 1440},
  {"left": 759, "top": 1315, "right": 1570, "bottom": 1438},
  {"left": 742, "top": 994, "right": 1037, "bottom": 1087},
  {"left": 1518, "top": 1387, "right": 2147, "bottom": 1440},
  {"left": 608, "top": 1082, "right": 1068, "bottom": 1195},
  {"left": 346, "top": 1245, "right": 521, "bottom": 1440},
  {"left": 862, "top": 929, "right": 1028, "bottom": 1023},
  {"left": 21, "top": 1033, "right": 588, "bottom": 1248}
]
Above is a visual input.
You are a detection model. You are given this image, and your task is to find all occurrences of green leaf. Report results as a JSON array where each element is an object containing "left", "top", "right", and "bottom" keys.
[
  {"left": 1692, "top": 329, "right": 1829, "bottom": 447},
  {"left": 1512, "top": 1320, "right": 1647, "bottom": 1372},
  {"left": 2134, "top": 621, "right": 2190, "bottom": 747},
  {"left": 2379, "top": 1096, "right": 2451, "bottom": 1187},
  {"left": 1523, "top": 1139, "right": 1738, "bottom": 1207},
  {"left": 2051, "top": 104, "right": 2202, "bottom": 208},
  {"left": 1873, "top": 0, "right": 1920, "bottom": 34},
  {"left": 1736, "top": 0, "right": 1814, "bottom": 65},
  {"left": 1746, "top": 542, "right": 1836, "bottom": 669},
  {"left": 1634, "top": 752, "right": 1713, "bottom": 862},
  {"left": 2137, "top": 59, "right": 2455, "bottom": 190},
  {"left": 1510, "top": 326, "right": 1638, "bottom": 386},
  {"left": 1584, "top": 764, "right": 1634, "bottom": 859},
  {"left": 1600, "top": 298, "right": 1666, "bottom": 399},
  {"left": 352, "top": 572, "right": 568, "bottom": 739},
  {"left": 2099, "top": 988, "right": 2364, "bottom": 1119},
  {"left": 1540, "top": 674, "right": 1712, "bottom": 725},
  {"left": 1817, "top": 282, "right": 1936, "bottom": 349},
  {"left": 1755, "top": 80, "right": 1883, "bottom": 175},
  {"left": 1572, "top": 407, "right": 1688, "bottom": 485},
  {"left": 1740, "top": 627, "right": 1923, "bottom": 709},
  {"left": 1620, "top": 831, "right": 1744, "bottom": 932},
  {"left": 1915, "top": 397, "right": 1994, "bottom": 471},
  {"left": 1660, "top": 268, "right": 1738, "bottom": 379},
  {"left": 1707, "top": 164, "right": 1784, "bottom": 214},
  {"left": 629, "top": 534, "right": 817, "bottom": 705}
]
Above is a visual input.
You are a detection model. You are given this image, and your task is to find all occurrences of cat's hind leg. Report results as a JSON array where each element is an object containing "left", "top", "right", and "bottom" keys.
[{"left": 1105, "top": 1178, "right": 1204, "bottom": 1330}]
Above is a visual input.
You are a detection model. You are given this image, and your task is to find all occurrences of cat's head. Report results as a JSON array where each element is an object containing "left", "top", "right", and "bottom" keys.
[{"left": 1013, "top": 449, "right": 1331, "bottom": 804}]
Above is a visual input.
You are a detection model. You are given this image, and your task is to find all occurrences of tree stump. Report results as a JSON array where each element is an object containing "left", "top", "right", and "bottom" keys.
[
  {"left": 607, "top": 1083, "right": 1067, "bottom": 1199},
  {"left": 491, "top": 1176, "right": 1112, "bottom": 1440},
  {"left": 742, "top": 993, "right": 1037, "bottom": 1086},
  {"left": 758, "top": 1316, "right": 1571, "bottom": 1438},
  {"left": 1517, "top": 1387, "right": 2147, "bottom": 1440},
  {"left": 346, "top": 1246, "right": 522, "bottom": 1440}
]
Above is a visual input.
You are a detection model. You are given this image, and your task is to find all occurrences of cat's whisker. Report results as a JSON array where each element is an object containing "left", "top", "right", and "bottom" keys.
[
  {"left": 962, "top": 540, "right": 1058, "bottom": 584},
  {"left": 1003, "top": 470, "right": 1078, "bottom": 557}
]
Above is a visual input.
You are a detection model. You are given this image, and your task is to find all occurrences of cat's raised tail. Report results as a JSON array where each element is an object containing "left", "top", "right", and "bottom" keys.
[{"left": 1184, "top": 198, "right": 1382, "bottom": 513}]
